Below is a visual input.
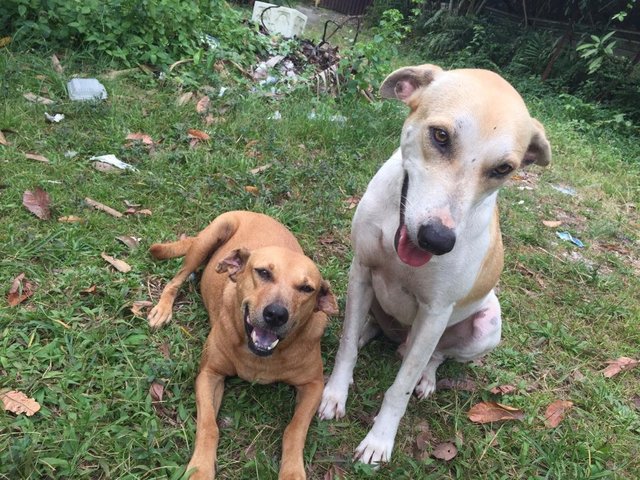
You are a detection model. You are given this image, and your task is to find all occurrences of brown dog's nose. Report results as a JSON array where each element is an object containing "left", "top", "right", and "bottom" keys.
[
  {"left": 263, "top": 303, "right": 289, "bottom": 327},
  {"left": 417, "top": 220, "right": 456, "bottom": 255}
]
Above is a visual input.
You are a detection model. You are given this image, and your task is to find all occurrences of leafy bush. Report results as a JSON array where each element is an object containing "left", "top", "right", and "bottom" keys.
[{"left": 0, "top": 0, "right": 266, "bottom": 67}]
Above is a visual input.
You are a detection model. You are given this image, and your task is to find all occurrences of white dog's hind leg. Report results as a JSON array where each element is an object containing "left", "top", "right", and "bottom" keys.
[
  {"left": 414, "top": 292, "right": 502, "bottom": 399},
  {"left": 319, "top": 260, "right": 374, "bottom": 420}
]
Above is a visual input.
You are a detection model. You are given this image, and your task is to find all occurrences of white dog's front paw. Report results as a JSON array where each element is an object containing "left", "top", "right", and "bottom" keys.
[
  {"left": 317, "top": 382, "right": 348, "bottom": 420},
  {"left": 354, "top": 430, "right": 394, "bottom": 465},
  {"left": 414, "top": 373, "right": 436, "bottom": 399}
]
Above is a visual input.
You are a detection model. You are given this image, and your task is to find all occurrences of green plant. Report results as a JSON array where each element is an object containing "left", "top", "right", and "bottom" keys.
[{"left": 576, "top": 31, "right": 617, "bottom": 74}]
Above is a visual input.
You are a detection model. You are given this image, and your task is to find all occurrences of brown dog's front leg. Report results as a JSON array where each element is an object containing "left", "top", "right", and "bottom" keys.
[
  {"left": 186, "top": 368, "right": 225, "bottom": 480},
  {"left": 279, "top": 380, "right": 324, "bottom": 480}
]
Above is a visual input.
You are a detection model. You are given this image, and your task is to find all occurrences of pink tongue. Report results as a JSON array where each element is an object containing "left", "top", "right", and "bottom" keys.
[
  {"left": 397, "top": 225, "right": 433, "bottom": 267},
  {"left": 252, "top": 325, "right": 278, "bottom": 348}
]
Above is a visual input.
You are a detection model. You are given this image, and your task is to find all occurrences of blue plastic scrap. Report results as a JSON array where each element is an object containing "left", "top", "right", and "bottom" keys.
[{"left": 556, "top": 231, "right": 585, "bottom": 248}]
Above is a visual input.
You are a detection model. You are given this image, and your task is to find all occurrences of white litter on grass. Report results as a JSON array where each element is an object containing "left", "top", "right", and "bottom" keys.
[
  {"left": 45, "top": 112, "right": 65, "bottom": 123},
  {"left": 67, "top": 78, "right": 108, "bottom": 101},
  {"left": 90, "top": 154, "right": 138, "bottom": 172},
  {"left": 551, "top": 184, "right": 577, "bottom": 196},
  {"left": 64, "top": 151, "right": 78, "bottom": 158},
  {"left": 269, "top": 111, "right": 282, "bottom": 120},
  {"left": 218, "top": 87, "right": 228, "bottom": 97}
]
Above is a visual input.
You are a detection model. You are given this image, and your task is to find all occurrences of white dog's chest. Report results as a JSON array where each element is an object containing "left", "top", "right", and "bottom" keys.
[{"left": 370, "top": 268, "right": 419, "bottom": 325}]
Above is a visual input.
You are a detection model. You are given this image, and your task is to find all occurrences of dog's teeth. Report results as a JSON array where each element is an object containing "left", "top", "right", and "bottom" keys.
[{"left": 269, "top": 338, "right": 279, "bottom": 349}]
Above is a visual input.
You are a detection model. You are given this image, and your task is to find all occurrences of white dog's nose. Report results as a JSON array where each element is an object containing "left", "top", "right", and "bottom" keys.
[{"left": 417, "top": 221, "right": 456, "bottom": 255}]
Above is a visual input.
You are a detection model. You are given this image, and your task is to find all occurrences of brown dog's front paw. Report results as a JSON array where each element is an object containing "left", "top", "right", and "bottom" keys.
[
  {"left": 279, "top": 466, "right": 306, "bottom": 480},
  {"left": 148, "top": 302, "right": 173, "bottom": 329}
]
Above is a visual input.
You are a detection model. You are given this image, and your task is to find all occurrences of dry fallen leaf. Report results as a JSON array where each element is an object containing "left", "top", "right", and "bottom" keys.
[
  {"left": 0, "top": 130, "right": 8, "bottom": 146},
  {"left": 0, "top": 36, "right": 11, "bottom": 48},
  {"left": 81, "top": 285, "right": 97, "bottom": 294},
  {"left": 344, "top": 196, "right": 360, "bottom": 209},
  {"left": 159, "top": 342, "right": 171, "bottom": 360},
  {"left": 436, "top": 377, "right": 477, "bottom": 392},
  {"left": 116, "top": 235, "right": 140, "bottom": 249},
  {"left": 85, "top": 197, "right": 123, "bottom": 218},
  {"left": 176, "top": 92, "right": 194, "bottom": 106},
  {"left": 51, "top": 54, "right": 64, "bottom": 74},
  {"left": 126, "top": 132, "right": 154, "bottom": 146},
  {"left": 131, "top": 300, "right": 153, "bottom": 317},
  {"left": 24, "top": 153, "right": 50, "bottom": 163},
  {"left": 413, "top": 420, "right": 434, "bottom": 460},
  {"left": 490, "top": 384, "right": 517, "bottom": 395},
  {"left": 602, "top": 357, "right": 639, "bottom": 378},
  {"left": 24, "top": 92, "right": 55, "bottom": 105},
  {"left": 149, "top": 382, "right": 164, "bottom": 402},
  {"left": 432, "top": 442, "right": 458, "bottom": 461},
  {"left": 1, "top": 390, "right": 41, "bottom": 416},
  {"left": 58, "top": 215, "right": 83, "bottom": 223},
  {"left": 467, "top": 401, "right": 525, "bottom": 424},
  {"left": 250, "top": 163, "right": 272, "bottom": 175},
  {"left": 244, "top": 185, "right": 259, "bottom": 195},
  {"left": 542, "top": 220, "right": 562, "bottom": 228},
  {"left": 187, "top": 128, "right": 210, "bottom": 141},
  {"left": 196, "top": 95, "right": 210, "bottom": 114},
  {"left": 544, "top": 400, "right": 573, "bottom": 428},
  {"left": 101, "top": 252, "right": 132, "bottom": 273},
  {"left": 323, "top": 464, "right": 347, "bottom": 480},
  {"left": 7, "top": 273, "right": 35, "bottom": 307},
  {"left": 23, "top": 188, "right": 51, "bottom": 220}
]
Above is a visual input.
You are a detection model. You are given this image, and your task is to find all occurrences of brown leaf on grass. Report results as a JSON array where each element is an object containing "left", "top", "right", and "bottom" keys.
[
  {"left": 323, "top": 464, "right": 347, "bottom": 480},
  {"left": 7, "top": 273, "right": 35, "bottom": 307},
  {"left": 544, "top": 400, "right": 573, "bottom": 428},
  {"left": 23, "top": 188, "right": 51, "bottom": 220},
  {"left": 490, "top": 384, "right": 517, "bottom": 395},
  {"left": 80, "top": 285, "right": 97, "bottom": 294},
  {"left": 85, "top": 197, "right": 123, "bottom": 218},
  {"left": 0, "top": 130, "right": 8, "bottom": 146},
  {"left": 101, "top": 252, "right": 132, "bottom": 273},
  {"left": 436, "top": 377, "right": 477, "bottom": 392},
  {"left": 542, "top": 220, "right": 562, "bottom": 228},
  {"left": 176, "top": 92, "right": 194, "bottom": 106},
  {"left": 24, "top": 153, "right": 50, "bottom": 163},
  {"left": 24, "top": 92, "right": 55, "bottom": 105},
  {"left": 204, "top": 114, "right": 223, "bottom": 125},
  {"left": 187, "top": 129, "right": 210, "bottom": 141},
  {"left": 344, "top": 195, "right": 360, "bottom": 209},
  {"left": 51, "top": 54, "right": 64, "bottom": 74},
  {"left": 1, "top": 390, "right": 41, "bottom": 416},
  {"left": 412, "top": 420, "right": 434, "bottom": 460},
  {"left": 196, "top": 95, "right": 210, "bottom": 114},
  {"left": 149, "top": 382, "right": 164, "bottom": 402},
  {"left": 602, "top": 357, "right": 639, "bottom": 378},
  {"left": 58, "top": 215, "right": 84, "bottom": 223},
  {"left": 131, "top": 300, "right": 153, "bottom": 317},
  {"left": 159, "top": 342, "right": 171, "bottom": 360},
  {"left": 244, "top": 185, "right": 259, "bottom": 195},
  {"left": 432, "top": 442, "right": 458, "bottom": 461},
  {"left": 250, "top": 163, "right": 272, "bottom": 174},
  {"left": 467, "top": 401, "right": 524, "bottom": 424},
  {"left": 124, "top": 207, "right": 152, "bottom": 216},
  {"left": 125, "top": 132, "right": 154, "bottom": 146},
  {"left": 116, "top": 235, "right": 140, "bottom": 249},
  {"left": 0, "top": 36, "right": 11, "bottom": 48}
]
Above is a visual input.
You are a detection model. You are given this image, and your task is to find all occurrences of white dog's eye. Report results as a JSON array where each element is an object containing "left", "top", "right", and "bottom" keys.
[
  {"left": 431, "top": 128, "right": 450, "bottom": 147},
  {"left": 491, "top": 163, "right": 514, "bottom": 177}
]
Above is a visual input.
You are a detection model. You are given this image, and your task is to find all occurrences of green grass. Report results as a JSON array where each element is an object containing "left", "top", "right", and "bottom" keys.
[{"left": 1, "top": 45, "right": 639, "bottom": 480}]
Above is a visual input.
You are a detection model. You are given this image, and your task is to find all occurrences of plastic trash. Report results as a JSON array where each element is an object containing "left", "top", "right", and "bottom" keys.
[
  {"left": 551, "top": 184, "right": 577, "bottom": 196},
  {"left": 556, "top": 231, "right": 585, "bottom": 248},
  {"left": 90, "top": 154, "right": 138, "bottom": 172},
  {"left": 67, "top": 78, "right": 108, "bottom": 101}
]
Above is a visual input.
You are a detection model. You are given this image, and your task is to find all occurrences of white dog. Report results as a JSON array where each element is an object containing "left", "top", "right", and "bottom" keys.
[{"left": 318, "top": 64, "right": 551, "bottom": 464}]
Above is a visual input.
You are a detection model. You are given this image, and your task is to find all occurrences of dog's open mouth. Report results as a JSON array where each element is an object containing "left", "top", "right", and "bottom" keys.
[
  {"left": 244, "top": 305, "right": 280, "bottom": 357},
  {"left": 394, "top": 172, "right": 433, "bottom": 267}
]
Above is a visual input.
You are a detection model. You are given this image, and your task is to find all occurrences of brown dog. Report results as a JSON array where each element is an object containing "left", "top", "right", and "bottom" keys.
[{"left": 147, "top": 211, "right": 338, "bottom": 480}]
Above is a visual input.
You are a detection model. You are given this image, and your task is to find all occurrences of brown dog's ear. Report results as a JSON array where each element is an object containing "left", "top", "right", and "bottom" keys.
[
  {"left": 522, "top": 118, "right": 551, "bottom": 167},
  {"left": 316, "top": 280, "right": 338, "bottom": 316},
  {"left": 216, "top": 248, "right": 250, "bottom": 282},
  {"left": 380, "top": 64, "right": 443, "bottom": 103}
]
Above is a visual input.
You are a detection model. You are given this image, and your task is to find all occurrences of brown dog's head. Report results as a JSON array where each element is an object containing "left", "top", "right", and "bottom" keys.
[
  {"left": 216, "top": 246, "right": 338, "bottom": 357},
  {"left": 380, "top": 64, "right": 551, "bottom": 267}
]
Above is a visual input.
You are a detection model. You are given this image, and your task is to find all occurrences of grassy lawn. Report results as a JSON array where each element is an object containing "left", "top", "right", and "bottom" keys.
[{"left": 1, "top": 44, "right": 639, "bottom": 480}]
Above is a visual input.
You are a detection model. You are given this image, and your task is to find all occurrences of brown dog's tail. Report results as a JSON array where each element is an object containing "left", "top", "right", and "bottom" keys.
[{"left": 149, "top": 237, "right": 195, "bottom": 260}]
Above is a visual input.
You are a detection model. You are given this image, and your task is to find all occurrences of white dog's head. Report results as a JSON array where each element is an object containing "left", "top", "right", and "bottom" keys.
[{"left": 380, "top": 64, "right": 551, "bottom": 267}]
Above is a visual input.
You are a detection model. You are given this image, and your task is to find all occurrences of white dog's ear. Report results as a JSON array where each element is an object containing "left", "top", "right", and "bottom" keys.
[
  {"left": 316, "top": 280, "right": 338, "bottom": 316},
  {"left": 216, "top": 248, "right": 250, "bottom": 282},
  {"left": 523, "top": 118, "right": 551, "bottom": 167},
  {"left": 380, "top": 64, "right": 443, "bottom": 103}
]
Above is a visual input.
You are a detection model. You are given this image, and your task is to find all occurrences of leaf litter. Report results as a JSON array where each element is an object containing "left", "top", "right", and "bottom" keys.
[
  {"left": 7, "top": 273, "right": 35, "bottom": 307},
  {"left": 1, "top": 390, "right": 41, "bottom": 416},
  {"left": 23, "top": 188, "right": 51, "bottom": 220}
]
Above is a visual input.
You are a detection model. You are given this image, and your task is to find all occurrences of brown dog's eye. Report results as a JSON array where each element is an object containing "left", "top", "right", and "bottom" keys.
[
  {"left": 255, "top": 268, "right": 272, "bottom": 281},
  {"left": 491, "top": 163, "right": 514, "bottom": 177},
  {"left": 431, "top": 128, "right": 450, "bottom": 146},
  {"left": 298, "top": 285, "right": 315, "bottom": 294}
]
